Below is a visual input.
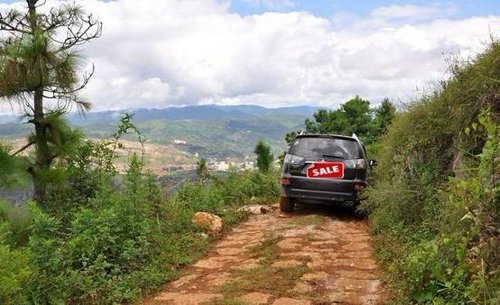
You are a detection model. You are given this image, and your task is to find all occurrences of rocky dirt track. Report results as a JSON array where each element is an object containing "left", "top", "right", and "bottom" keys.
[{"left": 142, "top": 204, "right": 386, "bottom": 305}]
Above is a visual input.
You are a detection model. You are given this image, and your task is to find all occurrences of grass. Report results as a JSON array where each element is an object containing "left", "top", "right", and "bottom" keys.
[
  {"left": 204, "top": 298, "right": 249, "bottom": 305},
  {"left": 212, "top": 229, "right": 312, "bottom": 302},
  {"left": 221, "top": 264, "right": 310, "bottom": 299},
  {"left": 220, "top": 210, "right": 249, "bottom": 230},
  {"left": 288, "top": 215, "right": 326, "bottom": 227},
  {"left": 248, "top": 231, "right": 283, "bottom": 265}
]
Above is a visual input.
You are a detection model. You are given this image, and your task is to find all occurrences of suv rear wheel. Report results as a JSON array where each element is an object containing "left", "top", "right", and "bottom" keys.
[{"left": 279, "top": 196, "right": 294, "bottom": 212}]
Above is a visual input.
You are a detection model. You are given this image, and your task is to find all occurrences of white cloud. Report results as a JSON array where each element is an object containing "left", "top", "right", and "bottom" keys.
[{"left": 0, "top": 0, "right": 499, "bottom": 113}]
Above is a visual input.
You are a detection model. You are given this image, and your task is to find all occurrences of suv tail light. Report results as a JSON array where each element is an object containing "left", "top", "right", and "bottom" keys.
[
  {"left": 344, "top": 159, "right": 367, "bottom": 169},
  {"left": 354, "top": 182, "right": 366, "bottom": 191},
  {"left": 280, "top": 177, "right": 291, "bottom": 185}
]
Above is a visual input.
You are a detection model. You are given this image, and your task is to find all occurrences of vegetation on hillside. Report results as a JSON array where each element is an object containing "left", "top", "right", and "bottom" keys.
[
  {"left": 0, "top": 116, "right": 280, "bottom": 304},
  {"left": 362, "top": 41, "right": 499, "bottom": 304},
  {"left": 133, "top": 114, "right": 307, "bottom": 158},
  {"left": 0, "top": 107, "right": 315, "bottom": 159},
  {"left": 1, "top": 2, "right": 498, "bottom": 305}
]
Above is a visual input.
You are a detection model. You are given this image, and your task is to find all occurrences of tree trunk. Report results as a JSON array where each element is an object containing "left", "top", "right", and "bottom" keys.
[
  {"left": 27, "top": 0, "right": 51, "bottom": 203},
  {"left": 32, "top": 87, "right": 51, "bottom": 202}
]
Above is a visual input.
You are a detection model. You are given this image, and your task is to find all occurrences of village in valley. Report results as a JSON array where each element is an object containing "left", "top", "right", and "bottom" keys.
[{"left": 115, "top": 138, "right": 257, "bottom": 177}]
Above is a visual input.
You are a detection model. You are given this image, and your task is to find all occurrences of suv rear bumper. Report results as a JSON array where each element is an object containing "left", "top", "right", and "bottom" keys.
[{"left": 281, "top": 176, "right": 365, "bottom": 203}]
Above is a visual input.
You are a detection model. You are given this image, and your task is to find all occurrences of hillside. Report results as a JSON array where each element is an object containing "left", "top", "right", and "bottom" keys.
[
  {"left": 0, "top": 104, "right": 317, "bottom": 158},
  {"left": 363, "top": 41, "right": 499, "bottom": 303}
]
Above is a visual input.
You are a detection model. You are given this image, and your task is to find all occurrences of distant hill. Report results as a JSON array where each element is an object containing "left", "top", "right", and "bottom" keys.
[
  {"left": 0, "top": 104, "right": 319, "bottom": 158},
  {"left": 66, "top": 104, "right": 318, "bottom": 123}
]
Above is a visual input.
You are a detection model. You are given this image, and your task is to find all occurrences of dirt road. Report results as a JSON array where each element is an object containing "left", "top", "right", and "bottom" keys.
[{"left": 143, "top": 204, "right": 385, "bottom": 305}]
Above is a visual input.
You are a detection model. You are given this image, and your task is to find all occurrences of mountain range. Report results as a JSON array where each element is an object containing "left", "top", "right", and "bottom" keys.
[{"left": 0, "top": 104, "right": 319, "bottom": 158}]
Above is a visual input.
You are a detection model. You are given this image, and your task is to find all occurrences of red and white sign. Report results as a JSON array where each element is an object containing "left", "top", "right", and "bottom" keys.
[{"left": 306, "top": 161, "right": 344, "bottom": 179}]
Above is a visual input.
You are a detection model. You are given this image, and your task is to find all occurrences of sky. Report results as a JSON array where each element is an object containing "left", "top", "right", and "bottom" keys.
[{"left": 0, "top": 0, "right": 499, "bottom": 112}]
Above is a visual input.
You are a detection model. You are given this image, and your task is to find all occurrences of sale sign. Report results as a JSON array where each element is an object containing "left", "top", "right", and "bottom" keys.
[{"left": 306, "top": 161, "right": 344, "bottom": 179}]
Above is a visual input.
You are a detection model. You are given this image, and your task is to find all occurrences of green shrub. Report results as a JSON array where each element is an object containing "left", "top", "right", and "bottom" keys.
[
  {"left": 25, "top": 155, "right": 169, "bottom": 304},
  {"left": 172, "top": 169, "right": 279, "bottom": 227},
  {"left": 363, "top": 42, "right": 500, "bottom": 304},
  {"left": 254, "top": 140, "right": 274, "bottom": 173},
  {"left": 0, "top": 113, "right": 281, "bottom": 304},
  {"left": 0, "top": 201, "right": 32, "bottom": 247},
  {"left": 0, "top": 223, "right": 31, "bottom": 305},
  {"left": 19, "top": 162, "right": 278, "bottom": 304}
]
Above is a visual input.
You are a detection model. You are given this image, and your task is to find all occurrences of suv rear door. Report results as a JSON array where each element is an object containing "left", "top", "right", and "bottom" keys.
[{"left": 285, "top": 136, "right": 367, "bottom": 190}]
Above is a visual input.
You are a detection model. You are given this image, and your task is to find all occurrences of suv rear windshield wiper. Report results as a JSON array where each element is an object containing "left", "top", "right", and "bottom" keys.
[{"left": 322, "top": 154, "right": 345, "bottom": 159}]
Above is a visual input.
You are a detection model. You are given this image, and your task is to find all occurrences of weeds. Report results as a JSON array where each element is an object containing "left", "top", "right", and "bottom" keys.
[
  {"left": 204, "top": 298, "right": 249, "bottom": 305},
  {"left": 248, "top": 231, "right": 283, "bottom": 265},
  {"left": 221, "top": 264, "right": 310, "bottom": 298},
  {"left": 215, "top": 229, "right": 311, "bottom": 302},
  {"left": 289, "top": 215, "right": 326, "bottom": 227}
]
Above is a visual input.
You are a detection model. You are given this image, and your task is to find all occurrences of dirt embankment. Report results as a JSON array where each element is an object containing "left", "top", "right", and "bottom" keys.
[{"left": 142, "top": 205, "right": 386, "bottom": 305}]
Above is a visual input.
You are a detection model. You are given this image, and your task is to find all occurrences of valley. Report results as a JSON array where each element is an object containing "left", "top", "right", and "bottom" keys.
[{"left": 0, "top": 104, "right": 316, "bottom": 162}]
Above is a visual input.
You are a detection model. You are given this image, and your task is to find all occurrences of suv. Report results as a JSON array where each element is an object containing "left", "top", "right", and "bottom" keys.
[{"left": 280, "top": 134, "right": 374, "bottom": 212}]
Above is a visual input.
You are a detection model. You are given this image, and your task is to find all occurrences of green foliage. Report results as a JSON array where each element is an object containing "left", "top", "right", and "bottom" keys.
[
  {"left": 304, "top": 95, "right": 373, "bottom": 137},
  {"left": 0, "top": 113, "right": 280, "bottom": 304},
  {"left": 373, "top": 98, "right": 396, "bottom": 137},
  {"left": 23, "top": 158, "right": 277, "bottom": 304},
  {"left": 363, "top": 41, "right": 500, "bottom": 304},
  {"left": 286, "top": 96, "right": 396, "bottom": 147},
  {"left": 41, "top": 113, "right": 143, "bottom": 218},
  {"left": 34, "top": 111, "right": 85, "bottom": 160},
  {"left": 0, "top": 223, "right": 31, "bottom": 305},
  {"left": 0, "top": 1, "right": 99, "bottom": 107},
  {"left": 173, "top": 169, "right": 279, "bottom": 224},
  {"left": 0, "top": 0, "right": 101, "bottom": 201},
  {"left": 0, "top": 201, "right": 32, "bottom": 247},
  {"left": 254, "top": 140, "right": 274, "bottom": 173},
  {"left": 0, "top": 144, "right": 28, "bottom": 187}
]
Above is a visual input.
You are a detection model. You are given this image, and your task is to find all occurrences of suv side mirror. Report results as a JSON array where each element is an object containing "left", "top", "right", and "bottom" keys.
[{"left": 369, "top": 159, "right": 378, "bottom": 167}]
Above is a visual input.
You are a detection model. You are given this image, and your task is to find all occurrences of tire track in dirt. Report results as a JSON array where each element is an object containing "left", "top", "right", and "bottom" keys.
[{"left": 142, "top": 204, "right": 386, "bottom": 305}]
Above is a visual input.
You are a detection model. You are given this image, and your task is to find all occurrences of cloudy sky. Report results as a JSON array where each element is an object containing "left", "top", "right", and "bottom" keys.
[{"left": 0, "top": 0, "right": 499, "bottom": 112}]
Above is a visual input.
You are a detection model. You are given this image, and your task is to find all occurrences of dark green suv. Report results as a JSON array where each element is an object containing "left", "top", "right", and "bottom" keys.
[{"left": 279, "top": 134, "right": 374, "bottom": 212}]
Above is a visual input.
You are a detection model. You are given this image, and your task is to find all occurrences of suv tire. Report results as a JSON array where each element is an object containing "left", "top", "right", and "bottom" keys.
[{"left": 279, "top": 196, "right": 294, "bottom": 212}]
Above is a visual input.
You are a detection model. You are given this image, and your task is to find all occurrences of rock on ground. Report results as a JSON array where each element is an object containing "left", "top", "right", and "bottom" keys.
[
  {"left": 191, "top": 212, "right": 223, "bottom": 235},
  {"left": 237, "top": 204, "right": 272, "bottom": 215}
]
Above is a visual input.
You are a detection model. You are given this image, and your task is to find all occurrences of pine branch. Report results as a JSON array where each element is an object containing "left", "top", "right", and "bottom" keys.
[{"left": 12, "top": 141, "right": 35, "bottom": 156}]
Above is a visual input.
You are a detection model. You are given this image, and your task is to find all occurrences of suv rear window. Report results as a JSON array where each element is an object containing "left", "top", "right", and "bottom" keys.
[{"left": 289, "top": 137, "right": 363, "bottom": 160}]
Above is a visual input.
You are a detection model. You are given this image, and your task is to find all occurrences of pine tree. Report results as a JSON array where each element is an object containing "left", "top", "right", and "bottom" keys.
[
  {"left": 254, "top": 140, "right": 273, "bottom": 173},
  {"left": 0, "top": 0, "right": 101, "bottom": 202}
]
